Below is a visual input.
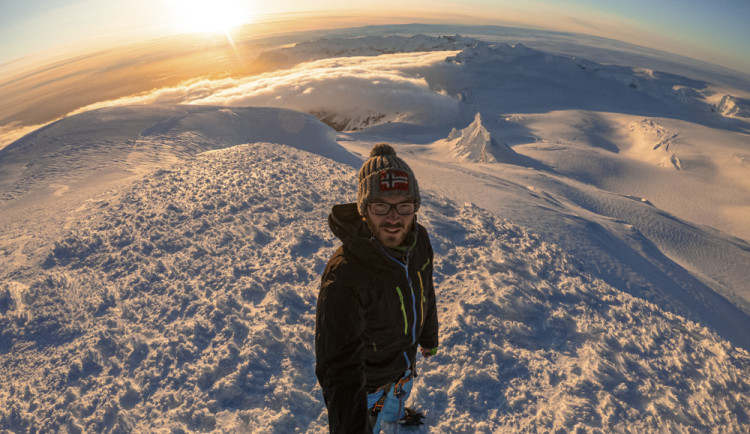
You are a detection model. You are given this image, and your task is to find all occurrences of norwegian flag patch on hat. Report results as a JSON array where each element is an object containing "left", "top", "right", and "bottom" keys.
[{"left": 379, "top": 170, "right": 410, "bottom": 191}]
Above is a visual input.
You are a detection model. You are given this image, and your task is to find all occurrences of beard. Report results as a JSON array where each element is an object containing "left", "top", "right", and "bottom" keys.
[{"left": 365, "top": 216, "right": 413, "bottom": 248}]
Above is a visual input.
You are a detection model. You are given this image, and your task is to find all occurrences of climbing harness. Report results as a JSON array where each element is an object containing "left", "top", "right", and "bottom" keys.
[{"left": 369, "top": 370, "right": 416, "bottom": 429}]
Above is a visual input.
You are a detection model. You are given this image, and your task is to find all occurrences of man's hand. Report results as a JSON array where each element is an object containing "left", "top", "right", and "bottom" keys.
[{"left": 420, "top": 347, "right": 437, "bottom": 359}]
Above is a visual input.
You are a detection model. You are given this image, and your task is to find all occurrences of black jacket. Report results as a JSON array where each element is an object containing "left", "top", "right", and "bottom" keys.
[{"left": 315, "top": 203, "right": 439, "bottom": 433}]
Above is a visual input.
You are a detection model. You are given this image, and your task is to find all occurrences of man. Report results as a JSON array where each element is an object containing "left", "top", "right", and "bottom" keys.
[{"left": 315, "top": 143, "right": 439, "bottom": 433}]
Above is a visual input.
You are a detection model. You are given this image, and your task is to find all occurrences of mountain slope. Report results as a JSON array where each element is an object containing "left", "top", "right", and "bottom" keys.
[
  {"left": 0, "top": 104, "right": 357, "bottom": 205},
  {"left": 1, "top": 140, "right": 749, "bottom": 432},
  {"left": 1, "top": 143, "right": 346, "bottom": 431},
  {"left": 0, "top": 105, "right": 359, "bottom": 286}
]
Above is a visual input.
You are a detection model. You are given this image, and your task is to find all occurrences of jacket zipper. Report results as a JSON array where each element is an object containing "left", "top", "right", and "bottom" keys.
[
  {"left": 379, "top": 246, "right": 419, "bottom": 370},
  {"left": 381, "top": 247, "right": 417, "bottom": 346}
]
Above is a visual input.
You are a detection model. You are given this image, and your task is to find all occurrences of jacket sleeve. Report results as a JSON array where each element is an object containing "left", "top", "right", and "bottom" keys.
[
  {"left": 418, "top": 241, "right": 439, "bottom": 351},
  {"left": 315, "top": 264, "right": 371, "bottom": 433}
]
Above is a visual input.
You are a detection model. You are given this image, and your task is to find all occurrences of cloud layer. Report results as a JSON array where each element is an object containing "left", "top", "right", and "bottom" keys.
[{"left": 73, "top": 51, "right": 461, "bottom": 128}]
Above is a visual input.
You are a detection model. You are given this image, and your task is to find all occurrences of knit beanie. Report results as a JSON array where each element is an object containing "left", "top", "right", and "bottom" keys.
[{"left": 357, "top": 143, "right": 421, "bottom": 216}]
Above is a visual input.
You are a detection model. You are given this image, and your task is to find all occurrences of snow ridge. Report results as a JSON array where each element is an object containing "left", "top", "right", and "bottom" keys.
[
  {"left": 0, "top": 105, "right": 358, "bottom": 205},
  {"left": 446, "top": 42, "right": 539, "bottom": 65},
  {"left": 716, "top": 95, "right": 750, "bottom": 118},
  {"left": 443, "top": 113, "right": 520, "bottom": 163},
  {"left": 310, "top": 109, "right": 408, "bottom": 132},
  {"left": 254, "top": 34, "right": 479, "bottom": 70},
  {"left": 2, "top": 143, "right": 749, "bottom": 432}
]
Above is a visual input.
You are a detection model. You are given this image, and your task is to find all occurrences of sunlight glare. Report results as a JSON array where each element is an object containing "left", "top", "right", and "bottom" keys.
[{"left": 168, "top": 0, "right": 254, "bottom": 34}]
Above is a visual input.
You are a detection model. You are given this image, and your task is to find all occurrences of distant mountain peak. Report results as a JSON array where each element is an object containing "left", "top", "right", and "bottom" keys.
[
  {"left": 253, "top": 34, "right": 482, "bottom": 70},
  {"left": 716, "top": 95, "right": 750, "bottom": 118},
  {"left": 310, "top": 109, "right": 407, "bottom": 132},
  {"left": 446, "top": 41, "right": 539, "bottom": 65},
  {"left": 444, "top": 112, "right": 519, "bottom": 163}
]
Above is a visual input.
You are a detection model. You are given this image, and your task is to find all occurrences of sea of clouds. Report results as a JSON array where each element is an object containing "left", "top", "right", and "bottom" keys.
[{"left": 70, "top": 51, "right": 461, "bottom": 127}]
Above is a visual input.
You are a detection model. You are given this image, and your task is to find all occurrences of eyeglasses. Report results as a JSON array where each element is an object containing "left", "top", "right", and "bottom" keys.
[{"left": 368, "top": 201, "right": 416, "bottom": 216}]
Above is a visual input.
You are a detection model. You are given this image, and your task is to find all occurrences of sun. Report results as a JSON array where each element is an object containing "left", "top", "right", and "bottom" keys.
[{"left": 169, "top": 0, "right": 254, "bottom": 34}]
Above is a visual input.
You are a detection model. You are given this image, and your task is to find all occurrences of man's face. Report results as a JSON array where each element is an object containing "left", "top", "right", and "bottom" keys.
[{"left": 364, "top": 196, "right": 416, "bottom": 248}]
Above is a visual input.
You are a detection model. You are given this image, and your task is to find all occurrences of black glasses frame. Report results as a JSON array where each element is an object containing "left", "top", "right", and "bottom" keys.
[{"left": 368, "top": 201, "right": 417, "bottom": 216}]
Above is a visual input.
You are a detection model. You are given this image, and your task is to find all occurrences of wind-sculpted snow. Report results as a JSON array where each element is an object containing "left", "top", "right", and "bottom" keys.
[
  {"left": 437, "top": 113, "right": 522, "bottom": 164},
  {"left": 418, "top": 201, "right": 750, "bottom": 432},
  {"left": 628, "top": 119, "right": 683, "bottom": 169},
  {"left": 2, "top": 143, "right": 749, "bottom": 432},
  {"left": 1, "top": 143, "right": 351, "bottom": 431},
  {"left": 0, "top": 105, "right": 358, "bottom": 206},
  {"left": 716, "top": 95, "right": 750, "bottom": 118}
]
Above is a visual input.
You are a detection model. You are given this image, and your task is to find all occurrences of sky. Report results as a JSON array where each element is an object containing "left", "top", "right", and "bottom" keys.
[{"left": 1, "top": 0, "right": 750, "bottom": 74}]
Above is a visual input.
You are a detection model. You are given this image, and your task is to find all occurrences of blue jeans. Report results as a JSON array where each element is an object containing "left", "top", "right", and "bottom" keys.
[{"left": 367, "top": 371, "right": 413, "bottom": 433}]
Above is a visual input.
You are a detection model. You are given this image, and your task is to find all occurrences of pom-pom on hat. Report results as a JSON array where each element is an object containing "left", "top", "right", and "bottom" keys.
[{"left": 357, "top": 143, "right": 420, "bottom": 216}]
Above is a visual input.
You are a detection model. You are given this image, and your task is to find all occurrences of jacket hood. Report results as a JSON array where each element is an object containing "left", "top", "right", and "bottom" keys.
[{"left": 329, "top": 203, "right": 367, "bottom": 243}]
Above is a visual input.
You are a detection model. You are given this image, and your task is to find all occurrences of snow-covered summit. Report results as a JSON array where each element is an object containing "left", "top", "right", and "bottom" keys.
[
  {"left": 0, "top": 105, "right": 359, "bottom": 205},
  {"left": 440, "top": 113, "right": 520, "bottom": 163},
  {"left": 310, "top": 109, "right": 408, "bottom": 133},
  {"left": 716, "top": 94, "right": 750, "bottom": 118},
  {"left": 446, "top": 41, "right": 538, "bottom": 64},
  {"left": 2, "top": 137, "right": 749, "bottom": 432}
]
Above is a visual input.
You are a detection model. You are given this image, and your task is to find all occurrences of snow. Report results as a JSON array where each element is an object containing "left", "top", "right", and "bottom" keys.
[
  {"left": 253, "top": 34, "right": 479, "bottom": 70},
  {"left": 716, "top": 95, "right": 750, "bottom": 118},
  {"left": 434, "top": 113, "right": 521, "bottom": 164},
  {"left": 2, "top": 28, "right": 750, "bottom": 432},
  {"left": 2, "top": 142, "right": 350, "bottom": 431}
]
